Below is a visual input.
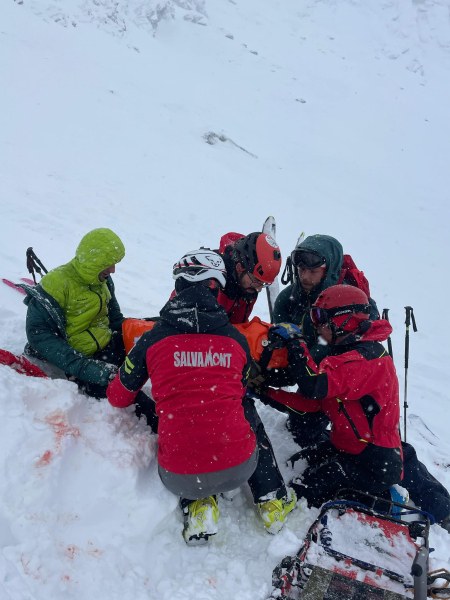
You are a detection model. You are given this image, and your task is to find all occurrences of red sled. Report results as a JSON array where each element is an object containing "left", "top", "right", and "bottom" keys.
[
  {"left": 269, "top": 490, "right": 432, "bottom": 600},
  {"left": 0, "top": 349, "right": 48, "bottom": 378}
]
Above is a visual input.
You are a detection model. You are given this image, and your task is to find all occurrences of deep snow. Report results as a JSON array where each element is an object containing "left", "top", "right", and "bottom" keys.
[{"left": 1, "top": 1, "right": 450, "bottom": 598}]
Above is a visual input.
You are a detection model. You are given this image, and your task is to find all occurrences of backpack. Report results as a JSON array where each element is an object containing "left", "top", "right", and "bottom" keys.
[
  {"left": 218, "top": 232, "right": 244, "bottom": 254},
  {"left": 338, "top": 254, "right": 371, "bottom": 298}
]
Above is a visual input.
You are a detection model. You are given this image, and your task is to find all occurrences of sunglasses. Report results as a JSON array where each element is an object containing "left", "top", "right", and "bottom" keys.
[
  {"left": 310, "top": 304, "right": 370, "bottom": 327},
  {"left": 247, "top": 271, "right": 270, "bottom": 288},
  {"left": 291, "top": 250, "right": 326, "bottom": 269}
]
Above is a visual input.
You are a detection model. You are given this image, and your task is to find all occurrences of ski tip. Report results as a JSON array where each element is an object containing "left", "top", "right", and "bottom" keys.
[{"left": 2, "top": 278, "right": 27, "bottom": 295}]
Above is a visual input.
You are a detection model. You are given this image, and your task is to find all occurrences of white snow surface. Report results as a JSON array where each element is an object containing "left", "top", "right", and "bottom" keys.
[{"left": 1, "top": 1, "right": 450, "bottom": 598}]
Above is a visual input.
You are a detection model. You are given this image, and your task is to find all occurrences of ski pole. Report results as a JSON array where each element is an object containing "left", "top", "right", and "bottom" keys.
[
  {"left": 403, "top": 306, "right": 418, "bottom": 442},
  {"left": 411, "top": 546, "right": 428, "bottom": 600},
  {"left": 381, "top": 308, "right": 393, "bottom": 359}
]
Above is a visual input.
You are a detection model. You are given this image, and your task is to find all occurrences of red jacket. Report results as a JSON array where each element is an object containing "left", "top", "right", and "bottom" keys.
[
  {"left": 216, "top": 232, "right": 257, "bottom": 324},
  {"left": 107, "top": 286, "right": 256, "bottom": 475},
  {"left": 268, "top": 320, "right": 401, "bottom": 455},
  {"left": 216, "top": 289, "right": 257, "bottom": 324}
]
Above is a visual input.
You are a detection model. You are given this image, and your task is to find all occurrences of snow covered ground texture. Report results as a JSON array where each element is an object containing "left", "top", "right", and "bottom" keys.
[{"left": 1, "top": 0, "right": 450, "bottom": 598}]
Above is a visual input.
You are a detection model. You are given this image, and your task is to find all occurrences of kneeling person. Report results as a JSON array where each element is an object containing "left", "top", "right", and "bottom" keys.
[
  {"left": 107, "top": 249, "right": 258, "bottom": 545},
  {"left": 267, "top": 285, "right": 403, "bottom": 507}
]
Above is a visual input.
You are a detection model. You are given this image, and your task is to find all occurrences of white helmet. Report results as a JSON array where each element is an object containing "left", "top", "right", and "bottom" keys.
[{"left": 173, "top": 248, "right": 227, "bottom": 288}]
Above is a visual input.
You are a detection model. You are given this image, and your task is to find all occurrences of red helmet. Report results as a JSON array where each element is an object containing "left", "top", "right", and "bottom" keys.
[
  {"left": 233, "top": 232, "right": 281, "bottom": 284},
  {"left": 312, "top": 284, "right": 370, "bottom": 336}
]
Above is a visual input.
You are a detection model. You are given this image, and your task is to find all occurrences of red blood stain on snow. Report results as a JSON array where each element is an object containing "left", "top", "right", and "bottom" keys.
[
  {"left": 35, "top": 449, "right": 53, "bottom": 467},
  {"left": 64, "top": 542, "right": 103, "bottom": 560},
  {"left": 45, "top": 411, "right": 80, "bottom": 450},
  {"left": 35, "top": 411, "right": 80, "bottom": 468}
]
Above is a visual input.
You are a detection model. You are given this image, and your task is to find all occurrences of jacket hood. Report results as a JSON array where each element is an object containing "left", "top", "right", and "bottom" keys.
[
  {"left": 297, "top": 234, "right": 343, "bottom": 291},
  {"left": 335, "top": 319, "right": 393, "bottom": 347},
  {"left": 72, "top": 228, "right": 125, "bottom": 285},
  {"left": 159, "top": 285, "right": 230, "bottom": 333},
  {"left": 359, "top": 319, "right": 393, "bottom": 343}
]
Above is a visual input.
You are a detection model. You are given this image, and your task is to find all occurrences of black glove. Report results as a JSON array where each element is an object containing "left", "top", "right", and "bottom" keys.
[
  {"left": 286, "top": 338, "right": 306, "bottom": 367},
  {"left": 246, "top": 360, "right": 268, "bottom": 392}
]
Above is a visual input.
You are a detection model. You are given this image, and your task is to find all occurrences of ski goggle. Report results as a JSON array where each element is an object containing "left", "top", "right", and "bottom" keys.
[
  {"left": 310, "top": 306, "right": 330, "bottom": 327},
  {"left": 310, "top": 304, "right": 370, "bottom": 327},
  {"left": 247, "top": 271, "right": 270, "bottom": 288},
  {"left": 291, "top": 250, "right": 326, "bottom": 270}
]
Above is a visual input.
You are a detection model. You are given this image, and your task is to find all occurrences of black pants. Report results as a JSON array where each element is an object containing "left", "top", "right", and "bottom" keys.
[
  {"left": 243, "top": 396, "right": 287, "bottom": 502},
  {"left": 286, "top": 411, "right": 330, "bottom": 447},
  {"left": 401, "top": 441, "right": 450, "bottom": 523},
  {"left": 291, "top": 441, "right": 402, "bottom": 509}
]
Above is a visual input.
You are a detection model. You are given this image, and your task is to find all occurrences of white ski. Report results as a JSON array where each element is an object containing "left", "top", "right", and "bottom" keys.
[{"left": 262, "top": 216, "right": 280, "bottom": 323}]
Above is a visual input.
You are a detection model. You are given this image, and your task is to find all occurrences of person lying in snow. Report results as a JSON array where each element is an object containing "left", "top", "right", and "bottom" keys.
[{"left": 107, "top": 248, "right": 296, "bottom": 545}]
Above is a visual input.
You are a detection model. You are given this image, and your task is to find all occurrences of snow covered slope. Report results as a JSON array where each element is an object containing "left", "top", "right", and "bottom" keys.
[{"left": 1, "top": 1, "right": 450, "bottom": 598}]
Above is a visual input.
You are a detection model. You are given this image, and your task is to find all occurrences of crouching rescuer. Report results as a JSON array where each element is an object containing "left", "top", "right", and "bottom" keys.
[
  {"left": 107, "top": 249, "right": 296, "bottom": 544},
  {"left": 263, "top": 285, "right": 403, "bottom": 507}
]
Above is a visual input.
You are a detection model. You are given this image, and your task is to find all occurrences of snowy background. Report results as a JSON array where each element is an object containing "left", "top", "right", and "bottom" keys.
[{"left": 1, "top": 0, "right": 450, "bottom": 598}]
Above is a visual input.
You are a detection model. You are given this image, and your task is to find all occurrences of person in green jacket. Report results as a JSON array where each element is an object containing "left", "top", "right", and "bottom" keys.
[
  {"left": 23, "top": 228, "right": 159, "bottom": 428},
  {"left": 23, "top": 228, "right": 127, "bottom": 398}
]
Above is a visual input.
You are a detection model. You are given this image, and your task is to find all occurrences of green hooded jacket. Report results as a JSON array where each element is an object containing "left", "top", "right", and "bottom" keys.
[
  {"left": 23, "top": 228, "right": 125, "bottom": 385},
  {"left": 273, "top": 235, "right": 343, "bottom": 346}
]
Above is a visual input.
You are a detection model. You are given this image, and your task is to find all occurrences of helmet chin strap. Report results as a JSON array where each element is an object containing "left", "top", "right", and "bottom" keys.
[
  {"left": 329, "top": 314, "right": 354, "bottom": 344},
  {"left": 330, "top": 318, "right": 371, "bottom": 345}
]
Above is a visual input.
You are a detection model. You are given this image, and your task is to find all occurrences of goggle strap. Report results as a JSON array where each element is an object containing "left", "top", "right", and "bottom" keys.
[
  {"left": 311, "top": 303, "right": 370, "bottom": 325},
  {"left": 326, "top": 303, "right": 370, "bottom": 318}
]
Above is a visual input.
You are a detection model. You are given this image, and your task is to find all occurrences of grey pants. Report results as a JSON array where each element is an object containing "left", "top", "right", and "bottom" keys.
[{"left": 158, "top": 448, "right": 259, "bottom": 500}]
